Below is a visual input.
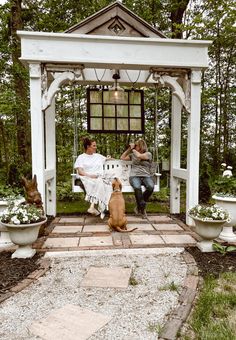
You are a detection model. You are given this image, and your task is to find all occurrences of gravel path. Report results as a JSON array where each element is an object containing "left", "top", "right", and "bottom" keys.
[{"left": 0, "top": 248, "right": 187, "bottom": 340}]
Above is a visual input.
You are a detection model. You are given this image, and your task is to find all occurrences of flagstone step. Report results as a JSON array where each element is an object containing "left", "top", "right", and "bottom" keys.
[{"left": 34, "top": 214, "right": 197, "bottom": 252}]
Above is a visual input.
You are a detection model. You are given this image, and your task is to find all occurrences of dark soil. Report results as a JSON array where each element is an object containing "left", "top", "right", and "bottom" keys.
[
  {"left": 0, "top": 252, "right": 43, "bottom": 294},
  {"left": 186, "top": 247, "right": 236, "bottom": 278}
]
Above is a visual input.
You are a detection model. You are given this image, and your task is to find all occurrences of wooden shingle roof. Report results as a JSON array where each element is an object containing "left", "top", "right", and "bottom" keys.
[{"left": 65, "top": 0, "right": 166, "bottom": 38}]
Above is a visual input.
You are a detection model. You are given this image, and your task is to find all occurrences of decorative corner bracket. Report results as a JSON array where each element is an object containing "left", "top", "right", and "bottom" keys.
[
  {"left": 42, "top": 69, "right": 82, "bottom": 110},
  {"left": 151, "top": 71, "right": 191, "bottom": 113}
]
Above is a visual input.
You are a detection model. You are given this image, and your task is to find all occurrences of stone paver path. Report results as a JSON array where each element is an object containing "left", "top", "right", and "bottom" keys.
[
  {"left": 34, "top": 213, "right": 198, "bottom": 253},
  {"left": 80, "top": 266, "right": 132, "bottom": 288},
  {"left": 30, "top": 304, "right": 112, "bottom": 340}
]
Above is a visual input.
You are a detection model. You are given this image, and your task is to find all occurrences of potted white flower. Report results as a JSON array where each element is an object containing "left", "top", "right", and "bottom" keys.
[
  {"left": 212, "top": 164, "right": 236, "bottom": 242},
  {"left": 0, "top": 185, "right": 25, "bottom": 247},
  {"left": 0, "top": 202, "right": 47, "bottom": 258},
  {"left": 188, "top": 204, "right": 229, "bottom": 252}
]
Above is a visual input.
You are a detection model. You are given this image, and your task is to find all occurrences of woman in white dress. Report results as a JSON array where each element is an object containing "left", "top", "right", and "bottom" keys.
[{"left": 74, "top": 137, "right": 112, "bottom": 218}]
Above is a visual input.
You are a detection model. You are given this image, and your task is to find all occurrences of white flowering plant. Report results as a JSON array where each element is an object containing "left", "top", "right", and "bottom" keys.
[
  {"left": 188, "top": 204, "right": 230, "bottom": 222},
  {"left": 0, "top": 202, "right": 44, "bottom": 225},
  {"left": 212, "top": 164, "right": 236, "bottom": 198}
]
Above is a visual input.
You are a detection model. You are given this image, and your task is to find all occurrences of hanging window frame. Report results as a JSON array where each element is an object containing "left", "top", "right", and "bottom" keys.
[{"left": 87, "top": 88, "right": 144, "bottom": 133}]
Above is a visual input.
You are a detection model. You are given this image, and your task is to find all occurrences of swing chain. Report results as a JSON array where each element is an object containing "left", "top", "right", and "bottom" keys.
[
  {"left": 154, "top": 84, "right": 160, "bottom": 173},
  {"left": 72, "top": 76, "right": 78, "bottom": 172}
]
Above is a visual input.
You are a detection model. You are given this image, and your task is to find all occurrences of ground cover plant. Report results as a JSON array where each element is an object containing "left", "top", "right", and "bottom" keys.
[
  {"left": 181, "top": 247, "right": 236, "bottom": 339},
  {"left": 190, "top": 272, "right": 236, "bottom": 339}
]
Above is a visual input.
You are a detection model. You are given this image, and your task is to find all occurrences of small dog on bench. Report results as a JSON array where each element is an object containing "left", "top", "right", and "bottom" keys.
[{"left": 108, "top": 178, "right": 137, "bottom": 233}]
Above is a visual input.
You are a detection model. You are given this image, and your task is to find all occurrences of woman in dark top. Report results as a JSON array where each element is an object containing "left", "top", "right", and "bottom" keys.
[{"left": 120, "top": 139, "right": 154, "bottom": 218}]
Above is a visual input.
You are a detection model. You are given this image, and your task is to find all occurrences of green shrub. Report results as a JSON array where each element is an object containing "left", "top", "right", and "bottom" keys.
[
  {"left": 0, "top": 184, "right": 22, "bottom": 201},
  {"left": 212, "top": 176, "right": 236, "bottom": 197},
  {"left": 57, "top": 180, "right": 83, "bottom": 201}
]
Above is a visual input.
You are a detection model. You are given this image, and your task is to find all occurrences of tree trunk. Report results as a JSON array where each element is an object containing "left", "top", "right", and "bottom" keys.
[
  {"left": 170, "top": 0, "right": 190, "bottom": 39},
  {"left": 0, "top": 118, "right": 9, "bottom": 174},
  {"left": 10, "top": 0, "right": 30, "bottom": 163}
]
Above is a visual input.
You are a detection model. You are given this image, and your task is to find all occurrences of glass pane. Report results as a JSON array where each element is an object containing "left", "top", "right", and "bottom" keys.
[
  {"left": 103, "top": 91, "right": 115, "bottom": 104},
  {"left": 104, "top": 90, "right": 128, "bottom": 104},
  {"left": 90, "top": 118, "right": 102, "bottom": 130},
  {"left": 119, "top": 91, "right": 128, "bottom": 103},
  {"left": 104, "top": 105, "right": 115, "bottom": 117},
  {"left": 130, "top": 118, "right": 141, "bottom": 130},
  {"left": 129, "top": 92, "right": 141, "bottom": 104},
  {"left": 130, "top": 106, "right": 141, "bottom": 118},
  {"left": 117, "top": 105, "right": 128, "bottom": 117},
  {"left": 117, "top": 118, "right": 128, "bottom": 130},
  {"left": 90, "top": 104, "right": 102, "bottom": 117},
  {"left": 104, "top": 118, "right": 116, "bottom": 130},
  {"left": 90, "top": 91, "right": 102, "bottom": 103}
]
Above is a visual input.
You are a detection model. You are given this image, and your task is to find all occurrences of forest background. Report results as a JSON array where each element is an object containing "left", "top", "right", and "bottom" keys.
[{"left": 0, "top": 0, "right": 235, "bottom": 207}]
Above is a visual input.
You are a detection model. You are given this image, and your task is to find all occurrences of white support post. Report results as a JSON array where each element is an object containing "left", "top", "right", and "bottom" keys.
[
  {"left": 45, "top": 98, "right": 56, "bottom": 216},
  {"left": 29, "top": 63, "right": 45, "bottom": 207},
  {"left": 170, "top": 95, "right": 182, "bottom": 213},
  {"left": 186, "top": 69, "right": 201, "bottom": 225}
]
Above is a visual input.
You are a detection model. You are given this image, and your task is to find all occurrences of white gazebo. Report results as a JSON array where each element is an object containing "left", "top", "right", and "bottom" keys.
[{"left": 18, "top": 1, "right": 212, "bottom": 225}]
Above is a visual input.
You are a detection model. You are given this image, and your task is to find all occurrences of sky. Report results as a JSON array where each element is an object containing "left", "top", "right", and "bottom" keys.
[{"left": 0, "top": 0, "right": 7, "bottom": 4}]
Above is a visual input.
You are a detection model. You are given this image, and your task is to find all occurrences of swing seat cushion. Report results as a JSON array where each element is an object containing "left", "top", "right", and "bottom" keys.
[{"left": 72, "top": 159, "right": 161, "bottom": 193}]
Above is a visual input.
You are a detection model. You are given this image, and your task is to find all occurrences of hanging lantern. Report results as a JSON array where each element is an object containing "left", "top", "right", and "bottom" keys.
[{"left": 109, "top": 70, "right": 126, "bottom": 104}]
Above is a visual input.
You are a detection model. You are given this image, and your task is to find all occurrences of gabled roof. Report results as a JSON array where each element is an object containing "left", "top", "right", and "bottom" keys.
[{"left": 65, "top": 0, "right": 166, "bottom": 38}]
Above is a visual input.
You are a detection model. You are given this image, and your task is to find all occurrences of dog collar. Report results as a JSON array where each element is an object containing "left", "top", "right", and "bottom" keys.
[{"left": 113, "top": 189, "right": 121, "bottom": 192}]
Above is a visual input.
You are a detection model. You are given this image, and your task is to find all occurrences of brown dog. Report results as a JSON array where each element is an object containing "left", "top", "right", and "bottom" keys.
[{"left": 108, "top": 178, "right": 137, "bottom": 233}]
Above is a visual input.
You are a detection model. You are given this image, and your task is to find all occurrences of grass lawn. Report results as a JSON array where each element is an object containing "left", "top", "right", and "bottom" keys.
[
  {"left": 56, "top": 186, "right": 180, "bottom": 214},
  {"left": 57, "top": 197, "right": 170, "bottom": 214},
  {"left": 182, "top": 272, "right": 236, "bottom": 339}
]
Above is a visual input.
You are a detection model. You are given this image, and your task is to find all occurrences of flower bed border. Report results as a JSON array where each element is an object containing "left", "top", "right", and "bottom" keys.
[
  {"left": 159, "top": 250, "right": 199, "bottom": 339},
  {"left": 0, "top": 257, "right": 51, "bottom": 304}
]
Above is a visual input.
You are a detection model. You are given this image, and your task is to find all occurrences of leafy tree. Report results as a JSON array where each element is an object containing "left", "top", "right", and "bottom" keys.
[
  {"left": 187, "top": 0, "right": 236, "bottom": 173},
  {"left": 1, "top": 0, "right": 235, "bottom": 200}
]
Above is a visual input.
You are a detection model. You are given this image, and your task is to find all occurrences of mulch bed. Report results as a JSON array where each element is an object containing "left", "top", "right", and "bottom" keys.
[
  {"left": 186, "top": 247, "right": 236, "bottom": 278},
  {"left": 0, "top": 252, "right": 43, "bottom": 294},
  {"left": 0, "top": 246, "right": 235, "bottom": 296}
]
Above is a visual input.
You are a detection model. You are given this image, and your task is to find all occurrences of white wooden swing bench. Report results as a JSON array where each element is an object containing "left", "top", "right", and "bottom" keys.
[{"left": 72, "top": 159, "right": 161, "bottom": 193}]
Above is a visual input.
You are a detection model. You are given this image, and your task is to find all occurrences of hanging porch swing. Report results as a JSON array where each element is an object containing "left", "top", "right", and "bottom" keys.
[{"left": 71, "top": 81, "right": 161, "bottom": 193}]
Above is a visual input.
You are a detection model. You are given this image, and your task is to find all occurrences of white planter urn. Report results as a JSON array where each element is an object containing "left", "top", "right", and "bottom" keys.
[
  {"left": 212, "top": 195, "right": 236, "bottom": 242},
  {"left": 1, "top": 218, "right": 47, "bottom": 258},
  {"left": 190, "top": 215, "right": 226, "bottom": 252},
  {"left": 0, "top": 198, "right": 25, "bottom": 248},
  {"left": 0, "top": 200, "right": 12, "bottom": 247}
]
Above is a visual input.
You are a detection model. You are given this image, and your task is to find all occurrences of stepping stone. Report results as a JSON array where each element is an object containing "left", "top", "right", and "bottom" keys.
[
  {"left": 126, "top": 215, "right": 145, "bottom": 222},
  {"left": 29, "top": 304, "right": 112, "bottom": 340},
  {"left": 43, "top": 237, "right": 79, "bottom": 248},
  {"left": 161, "top": 234, "right": 196, "bottom": 244},
  {"left": 83, "top": 225, "right": 110, "bottom": 232},
  {"left": 80, "top": 266, "right": 131, "bottom": 288},
  {"left": 147, "top": 215, "right": 173, "bottom": 222},
  {"left": 153, "top": 223, "right": 183, "bottom": 231},
  {"left": 59, "top": 217, "right": 84, "bottom": 223},
  {"left": 79, "top": 236, "right": 113, "bottom": 247},
  {"left": 127, "top": 223, "right": 154, "bottom": 231},
  {"left": 53, "top": 225, "right": 83, "bottom": 233},
  {"left": 129, "top": 234, "right": 164, "bottom": 245}
]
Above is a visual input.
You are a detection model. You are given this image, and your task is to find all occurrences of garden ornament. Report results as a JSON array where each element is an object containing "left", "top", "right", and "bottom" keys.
[{"left": 22, "top": 175, "right": 44, "bottom": 213}]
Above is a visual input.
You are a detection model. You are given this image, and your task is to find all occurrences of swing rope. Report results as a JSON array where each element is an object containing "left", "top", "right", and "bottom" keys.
[
  {"left": 72, "top": 77, "right": 78, "bottom": 173},
  {"left": 154, "top": 84, "right": 160, "bottom": 173}
]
